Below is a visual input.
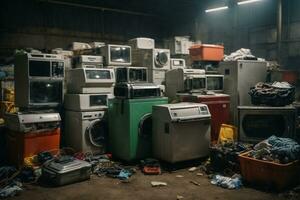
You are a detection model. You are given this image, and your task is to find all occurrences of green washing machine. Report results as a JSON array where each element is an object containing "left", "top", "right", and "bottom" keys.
[{"left": 108, "top": 97, "right": 168, "bottom": 161}]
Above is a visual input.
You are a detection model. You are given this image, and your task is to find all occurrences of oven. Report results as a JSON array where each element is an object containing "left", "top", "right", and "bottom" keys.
[{"left": 238, "top": 106, "right": 296, "bottom": 143}]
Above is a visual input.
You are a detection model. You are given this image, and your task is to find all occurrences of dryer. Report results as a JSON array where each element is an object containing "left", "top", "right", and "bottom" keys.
[
  {"left": 152, "top": 103, "right": 211, "bottom": 163},
  {"left": 132, "top": 48, "right": 170, "bottom": 71},
  {"left": 64, "top": 110, "right": 107, "bottom": 154}
]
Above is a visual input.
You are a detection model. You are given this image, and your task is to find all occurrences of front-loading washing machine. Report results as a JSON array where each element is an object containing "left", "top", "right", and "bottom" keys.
[
  {"left": 108, "top": 97, "right": 168, "bottom": 161},
  {"left": 64, "top": 110, "right": 108, "bottom": 154}
]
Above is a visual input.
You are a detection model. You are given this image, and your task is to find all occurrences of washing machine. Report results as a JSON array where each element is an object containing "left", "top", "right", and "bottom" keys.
[
  {"left": 108, "top": 97, "right": 168, "bottom": 161},
  {"left": 64, "top": 110, "right": 108, "bottom": 154},
  {"left": 152, "top": 103, "right": 211, "bottom": 163}
]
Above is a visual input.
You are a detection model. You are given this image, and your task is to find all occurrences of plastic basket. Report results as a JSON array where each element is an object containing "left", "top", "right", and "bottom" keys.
[{"left": 239, "top": 151, "right": 300, "bottom": 191}]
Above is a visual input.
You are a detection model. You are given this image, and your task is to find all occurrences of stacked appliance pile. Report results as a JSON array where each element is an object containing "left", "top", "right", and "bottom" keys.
[
  {"left": 5, "top": 53, "right": 64, "bottom": 166},
  {"left": 165, "top": 43, "right": 230, "bottom": 143},
  {"left": 64, "top": 54, "right": 114, "bottom": 154}
]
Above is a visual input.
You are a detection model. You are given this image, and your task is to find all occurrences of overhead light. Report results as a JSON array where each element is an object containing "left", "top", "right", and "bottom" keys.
[
  {"left": 205, "top": 6, "right": 229, "bottom": 13},
  {"left": 238, "top": 0, "right": 263, "bottom": 5}
]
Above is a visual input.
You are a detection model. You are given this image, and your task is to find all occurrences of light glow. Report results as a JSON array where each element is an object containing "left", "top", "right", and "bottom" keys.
[
  {"left": 237, "top": 0, "right": 263, "bottom": 5},
  {"left": 205, "top": 6, "right": 229, "bottom": 13}
]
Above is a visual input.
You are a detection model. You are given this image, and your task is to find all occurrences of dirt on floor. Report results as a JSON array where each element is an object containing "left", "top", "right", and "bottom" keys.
[{"left": 10, "top": 168, "right": 291, "bottom": 200}]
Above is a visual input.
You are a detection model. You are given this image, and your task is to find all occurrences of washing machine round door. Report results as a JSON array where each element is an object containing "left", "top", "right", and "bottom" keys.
[
  {"left": 138, "top": 113, "right": 152, "bottom": 138},
  {"left": 155, "top": 51, "right": 168, "bottom": 68},
  {"left": 86, "top": 119, "right": 107, "bottom": 148}
]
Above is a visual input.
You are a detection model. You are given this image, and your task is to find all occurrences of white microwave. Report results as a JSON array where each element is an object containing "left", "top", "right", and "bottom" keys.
[
  {"left": 238, "top": 106, "right": 296, "bottom": 143},
  {"left": 67, "top": 68, "right": 115, "bottom": 94},
  {"left": 64, "top": 93, "right": 113, "bottom": 111},
  {"left": 115, "top": 67, "right": 147, "bottom": 83},
  {"left": 73, "top": 55, "right": 103, "bottom": 68},
  {"left": 206, "top": 74, "right": 224, "bottom": 92},
  {"left": 100, "top": 44, "right": 131, "bottom": 66},
  {"left": 14, "top": 53, "right": 65, "bottom": 108}
]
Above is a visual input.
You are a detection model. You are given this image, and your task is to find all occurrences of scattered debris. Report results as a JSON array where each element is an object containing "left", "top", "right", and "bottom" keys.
[
  {"left": 177, "top": 195, "right": 184, "bottom": 199},
  {"left": 190, "top": 180, "right": 201, "bottom": 186},
  {"left": 196, "top": 173, "right": 203, "bottom": 176},
  {"left": 211, "top": 174, "right": 242, "bottom": 189},
  {"left": 0, "top": 181, "right": 22, "bottom": 198},
  {"left": 188, "top": 167, "right": 197, "bottom": 172},
  {"left": 151, "top": 181, "right": 167, "bottom": 187},
  {"left": 175, "top": 175, "right": 184, "bottom": 178},
  {"left": 140, "top": 159, "right": 161, "bottom": 175}
]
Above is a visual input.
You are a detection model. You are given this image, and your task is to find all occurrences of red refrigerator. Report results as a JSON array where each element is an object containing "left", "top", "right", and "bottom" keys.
[{"left": 179, "top": 93, "right": 230, "bottom": 142}]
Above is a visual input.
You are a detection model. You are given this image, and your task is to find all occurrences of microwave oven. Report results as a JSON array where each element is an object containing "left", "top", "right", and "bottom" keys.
[
  {"left": 73, "top": 55, "right": 103, "bottom": 68},
  {"left": 114, "top": 83, "right": 161, "bottom": 99},
  {"left": 64, "top": 93, "right": 113, "bottom": 111},
  {"left": 238, "top": 106, "right": 296, "bottom": 143},
  {"left": 165, "top": 68, "right": 206, "bottom": 99},
  {"left": 67, "top": 68, "right": 115, "bottom": 94},
  {"left": 206, "top": 74, "right": 224, "bottom": 92},
  {"left": 99, "top": 44, "right": 131, "bottom": 66},
  {"left": 115, "top": 67, "right": 147, "bottom": 83},
  {"left": 170, "top": 58, "right": 186, "bottom": 69},
  {"left": 15, "top": 53, "right": 65, "bottom": 78},
  {"left": 14, "top": 53, "right": 65, "bottom": 108}
]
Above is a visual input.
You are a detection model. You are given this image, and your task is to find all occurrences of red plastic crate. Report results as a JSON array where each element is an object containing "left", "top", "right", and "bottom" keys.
[
  {"left": 239, "top": 151, "right": 300, "bottom": 191},
  {"left": 189, "top": 44, "right": 224, "bottom": 61}
]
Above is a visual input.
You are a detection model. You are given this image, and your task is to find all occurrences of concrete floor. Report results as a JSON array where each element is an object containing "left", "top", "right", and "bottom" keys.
[{"left": 11, "top": 169, "right": 287, "bottom": 200}]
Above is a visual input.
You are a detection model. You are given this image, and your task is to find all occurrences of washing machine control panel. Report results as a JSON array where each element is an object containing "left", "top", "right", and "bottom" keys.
[{"left": 82, "top": 111, "right": 105, "bottom": 120}]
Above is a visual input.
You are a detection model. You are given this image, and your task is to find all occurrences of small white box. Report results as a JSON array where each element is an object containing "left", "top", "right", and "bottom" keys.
[{"left": 128, "top": 37, "right": 155, "bottom": 49}]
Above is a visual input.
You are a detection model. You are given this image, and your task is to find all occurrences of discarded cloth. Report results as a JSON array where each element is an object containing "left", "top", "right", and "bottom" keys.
[
  {"left": 224, "top": 48, "right": 264, "bottom": 61},
  {"left": 249, "top": 82, "right": 295, "bottom": 106},
  {"left": 211, "top": 174, "right": 242, "bottom": 189},
  {"left": 250, "top": 136, "right": 300, "bottom": 163},
  {"left": 0, "top": 181, "right": 22, "bottom": 198}
]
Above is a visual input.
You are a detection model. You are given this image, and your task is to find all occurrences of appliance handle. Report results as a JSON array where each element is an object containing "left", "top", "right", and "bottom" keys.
[{"left": 172, "top": 117, "right": 210, "bottom": 123}]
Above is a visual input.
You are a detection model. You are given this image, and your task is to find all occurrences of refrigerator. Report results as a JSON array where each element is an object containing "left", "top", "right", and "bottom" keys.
[{"left": 217, "top": 60, "right": 267, "bottom": 125}]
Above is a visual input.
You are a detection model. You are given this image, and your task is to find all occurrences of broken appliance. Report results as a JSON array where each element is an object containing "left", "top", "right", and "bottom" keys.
[
  {"left": 128, "top": 37, "right": 155, "bottom": 49},
  {"left": 64, "top": 93, "right": 113, "bottom": 111},
  {"left": 178, "top": 93, "right": 230, "bottom": 142},
  {"left": 132, "top": 48, "right": 171, "bottom": 85},
  {"left": 42, "top": 157, "right": 91, "bottom": 186},
  {"left": 73, "top": 55, "right": 103, "bottom": 68},
  {"left": 238, "top": 106, "right": 296, "bottom": 143},
  {"left": 217, "top": 60, "right": 267, "bottom": 125},
  {"left": 108, "top": 97, "right": 168, "bottom": 161},
  {"left": 114, "top": 83, "right": 161, "bottom": 99},
  {"left": 152, "top": 103, "right": 211, "bottom": 163},
  {"left": 14, "top": 53, "right": 65, "bottom": 108},
  {"left": 164, "top": 36, "right": 194, "bottom": 55},
  {"left": 4, "top": 111, "right": 61, "bottom": 166},
  {"left": 170, "top": 58, "right": 186, "bottom": 69},
  {"left": 67, "top": 68, "right": 115, "bottom": 94},
  {"left": 99, "top": 44, "right": 131, "bottom": 66},
  {"left": 64, "top": 110, "right": 108, "bottom": 154},
  {"left": 115, "top": 67, "right": 147, "bottom": 83},
  {"left": 165, "top": 68, "right": 206, "bottom": 100},
  {"left": 206, "top": 74, "right": 224, "bottom": 93}
]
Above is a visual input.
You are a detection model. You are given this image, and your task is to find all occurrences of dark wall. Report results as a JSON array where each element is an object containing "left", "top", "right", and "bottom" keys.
[
  {"left": 167, "top": 0, "right": 300, "bottom": 69},
  {"left": 0, "top": 0, "right": 170, "bottom": 60}
]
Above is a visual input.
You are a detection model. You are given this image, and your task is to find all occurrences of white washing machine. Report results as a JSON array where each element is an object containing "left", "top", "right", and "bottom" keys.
[{"left": 64, "top": 110, "right": 107, "bottom": 154}]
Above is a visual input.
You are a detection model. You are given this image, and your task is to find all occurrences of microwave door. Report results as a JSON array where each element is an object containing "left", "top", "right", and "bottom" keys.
[
  {"left": 85, "top": 69, "right": 113, "bottom": 83},
  {"left": 29, "top": 80, "right": 63, "bottom": 106},
  {"left": 29, "top": 60, "right": 51, "bottom": 77},
  {"left": 191, "top": 77, "right": 206, "bottom": 92}
]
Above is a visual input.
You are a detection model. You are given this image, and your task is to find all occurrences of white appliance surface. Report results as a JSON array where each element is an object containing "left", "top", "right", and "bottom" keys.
[{"left": 152, "top": 102, "right": 211, "bottom": 163}]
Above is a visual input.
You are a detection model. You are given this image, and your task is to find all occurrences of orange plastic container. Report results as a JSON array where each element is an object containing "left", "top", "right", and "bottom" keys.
[
  {"left": 6, "top": 128, "right": 60, "bottom": 166},
  {"left": 189, "top": 44, "right": 224, "bottom": 61},
  {"left": 239, "top": 151, "right": 300, "bottom": 191}
]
